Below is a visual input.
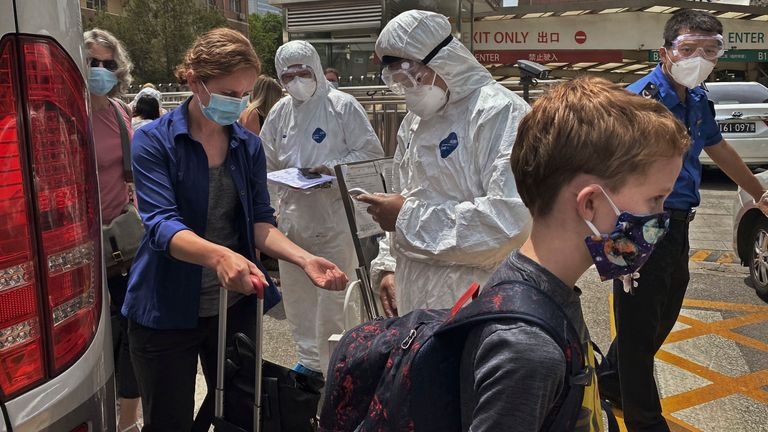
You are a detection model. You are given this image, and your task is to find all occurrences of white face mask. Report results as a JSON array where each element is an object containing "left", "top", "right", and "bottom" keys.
[
  {"left": 667, "top": 55, "right": 715, "bottom": 89},
  {"left": 285, "top": 77, "right": 317, "bottom": 101},
  {"left": 404, "top": 73, "right": 447, "bottom": 119}
]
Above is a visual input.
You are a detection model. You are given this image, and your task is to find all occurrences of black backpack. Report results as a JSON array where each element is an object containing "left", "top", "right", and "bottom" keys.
[{"left": 319, "top": 279, "right": 615, "bottom": 432}]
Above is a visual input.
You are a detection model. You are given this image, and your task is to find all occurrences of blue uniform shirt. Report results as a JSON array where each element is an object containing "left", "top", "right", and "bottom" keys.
[
  {"left": 122, "top": 99, "right": 280, "bottom": 329},
  {"left": 627, "top": 64, "right": 723, "bottom": 210}
]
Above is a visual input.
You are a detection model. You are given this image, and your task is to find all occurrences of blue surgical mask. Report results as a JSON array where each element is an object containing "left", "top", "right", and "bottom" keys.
[
  {"left": 198, "top": 81, "right": 249, "bottom": 126},
  {"left": 88, "top": 67, "right": 118, "bottom": 96},
  {"left": 584, "top": 187, "right": 669, "bottom": 282}
]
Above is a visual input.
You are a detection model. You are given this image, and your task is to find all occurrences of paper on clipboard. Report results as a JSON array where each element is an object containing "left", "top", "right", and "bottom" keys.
[
  {"left": 267, "top": 167, "right": 335, "bottom": 189},
  {"left": 343, "top": 163, "right": 387, "bottom": 238}
]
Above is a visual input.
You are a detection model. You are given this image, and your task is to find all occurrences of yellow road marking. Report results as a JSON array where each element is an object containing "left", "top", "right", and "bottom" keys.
[
  {"left": 715, "top": 253, "right": 736, "bottom": 264},
  {"left": 681, "top": 299, "right": 768, "bottom": 313},
  {"left": 663, "top": 312, "right": 768, "bottom": 345},
  {"left": 606, "top": 296, "right": 768, "bottom": 430},
  {"left": 689, "top": 250, "right": 711, "bottom": 261}
]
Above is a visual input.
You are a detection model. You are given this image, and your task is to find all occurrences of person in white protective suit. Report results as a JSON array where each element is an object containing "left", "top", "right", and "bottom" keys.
[
  {"left": 260, "top": 40, "right": 385, "bottom": 377},
  {"left": 359, "top": 10, "right": 532, "bottom": 317}
]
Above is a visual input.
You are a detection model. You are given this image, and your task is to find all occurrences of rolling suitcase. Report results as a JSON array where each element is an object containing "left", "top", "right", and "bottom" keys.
[
  {"left": 213, "top": 287, "right": 265, "bottom": 432},
  {"left": 213, "top": 288, "right": 324, "bottom": 432}
]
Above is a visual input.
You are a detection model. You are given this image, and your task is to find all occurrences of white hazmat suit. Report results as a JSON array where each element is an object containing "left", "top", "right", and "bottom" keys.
[
  {"left": 370, "top": 10, "right": 532, "bottom": 315},
  {"left": 260, "top": 41, "right": 384, "bottom": 374}
]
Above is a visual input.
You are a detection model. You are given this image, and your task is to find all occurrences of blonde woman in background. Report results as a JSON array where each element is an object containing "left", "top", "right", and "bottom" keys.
[
  {"left": 83, "top": 27, "right": 141, "bottom": 432},
  {"left": 239, "top": 75, "right": 283, "bottom": 135}
]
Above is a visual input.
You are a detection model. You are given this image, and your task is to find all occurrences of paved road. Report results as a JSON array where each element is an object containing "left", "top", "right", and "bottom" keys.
[{"left": 193, "top": 169, "right": 768, "bottom": 431}]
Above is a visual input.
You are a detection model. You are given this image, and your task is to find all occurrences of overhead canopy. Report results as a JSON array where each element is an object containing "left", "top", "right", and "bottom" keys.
[{"left": 474, "top": 0, "right": 768, "bottom": 81}]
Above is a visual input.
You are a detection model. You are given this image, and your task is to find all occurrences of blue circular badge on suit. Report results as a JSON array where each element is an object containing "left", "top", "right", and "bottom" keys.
[
  {"left": 312, "top": 128, "right": 327, "bottom": 143},
  {"left": 439, "top": 132, "right": 459, "bottom": 158}
]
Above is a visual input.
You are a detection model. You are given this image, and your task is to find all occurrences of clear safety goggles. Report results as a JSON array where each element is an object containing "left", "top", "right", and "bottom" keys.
[
  {"left": 669, "top": 34, "right": 725, "bottom": 61},
  {"left": 279, "top": 64, "right": 315, "bottom": 85},
  {"left": 380, "top": 60, "right": 435, "bottom": 95}
]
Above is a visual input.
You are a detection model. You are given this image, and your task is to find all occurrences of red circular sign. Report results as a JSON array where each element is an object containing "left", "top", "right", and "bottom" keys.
[{"left": 575, "top": 31, "right": 587, "bottom": 44}]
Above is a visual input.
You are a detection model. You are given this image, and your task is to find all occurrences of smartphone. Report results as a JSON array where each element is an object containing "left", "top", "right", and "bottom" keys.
[
  {"left": 298, "top": 168, "right": 321, "bottom": 179},
  {"left": 348, "top": 187, "right": 371, "bottom": 197}
]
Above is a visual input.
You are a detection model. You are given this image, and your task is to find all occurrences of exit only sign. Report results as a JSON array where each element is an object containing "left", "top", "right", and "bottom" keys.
[{"left": 649, "top": 50, "right": 768, "bottom": 62}]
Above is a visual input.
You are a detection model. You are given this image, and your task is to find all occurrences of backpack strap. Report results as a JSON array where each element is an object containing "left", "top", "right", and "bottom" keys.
[
  {"left": 449, "top": 282, "right": 480, "bottom": 318},
  {"left": 440, "top": 280, "right": 581, "bottom": 353},
  {"left": 437, "top": 279, "right": 590, "bottom": 430},
  {"left": 109, "top": 98, "right": 133, "bottom": 183}
]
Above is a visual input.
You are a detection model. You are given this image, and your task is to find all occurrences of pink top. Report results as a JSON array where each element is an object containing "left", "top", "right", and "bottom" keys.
[{"left": 93, "top": 100, "right": 133, "bottom": 224}]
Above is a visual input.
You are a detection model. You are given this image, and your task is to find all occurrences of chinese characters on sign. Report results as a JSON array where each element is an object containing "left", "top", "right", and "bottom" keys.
[
  {"left": 530, "top": 51, "right": 558, "bottom": 62},
  {"left": 473, "top": 31, "right": 567, "bottom": 46},
  {"left": 473, "top": 50, "right": 623, "bottom": 65}
]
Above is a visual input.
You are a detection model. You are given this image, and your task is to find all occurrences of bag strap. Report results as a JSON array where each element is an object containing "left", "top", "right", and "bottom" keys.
[
  {"left": 440, "top": 279, "right": 582, "bottom": 359},
  {"left": 438, "top": 279, "right": 591, "bottom": 430},
  {"left": 109, "top": 98, "right": 133, "bottom": 183},
  {"left": 449, "top": 282, "right": 481, "bottom": 318}
]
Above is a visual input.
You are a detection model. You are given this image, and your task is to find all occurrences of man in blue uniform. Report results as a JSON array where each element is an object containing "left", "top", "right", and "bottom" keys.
[{"left": 598, "top": 9, "right": 768, "bottom": 432}]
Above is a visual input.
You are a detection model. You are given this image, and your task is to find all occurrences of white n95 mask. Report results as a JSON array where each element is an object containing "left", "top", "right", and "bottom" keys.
[
  {"left": 285, "top": 77, "right": 317, "bottom": 101},
  {"left": 668, "top": 55, "right": 715, "bottom": 89},
  {"left": 404, "top": 73, "right": 447, "bottom": 119}
]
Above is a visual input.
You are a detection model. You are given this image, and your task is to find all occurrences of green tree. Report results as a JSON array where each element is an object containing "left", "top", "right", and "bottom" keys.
[
  {"left": 86, "top": 0, "right": 226, "bottom": 85},
  {"left": 248, "top": 13, "right": 283, "bottom": 78}
]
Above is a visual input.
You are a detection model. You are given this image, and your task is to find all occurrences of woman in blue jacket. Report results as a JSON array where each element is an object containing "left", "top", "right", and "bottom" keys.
[{"left": 121, "top": 28, "right": 348, "bottom": 431}]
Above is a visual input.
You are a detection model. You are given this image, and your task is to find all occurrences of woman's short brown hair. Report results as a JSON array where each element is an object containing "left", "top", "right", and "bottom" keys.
[
  {"left": 175, "top": 27, "right": 261, "bottom": 84},
  {"left": 511, "top": 76, "right": 690, "bottom": 218}
]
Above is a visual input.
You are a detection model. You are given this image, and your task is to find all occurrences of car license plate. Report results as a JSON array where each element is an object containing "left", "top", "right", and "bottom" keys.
[{"left": 719, "top": 122, "right": 756, "bottom": 134}]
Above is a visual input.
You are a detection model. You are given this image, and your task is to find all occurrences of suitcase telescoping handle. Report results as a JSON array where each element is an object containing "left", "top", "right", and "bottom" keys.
[{"left": 215, "top": 276, "right": 266, "bottom": 432}]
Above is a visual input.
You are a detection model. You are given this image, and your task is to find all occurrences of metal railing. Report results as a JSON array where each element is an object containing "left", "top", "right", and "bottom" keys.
[{"left": 125, "top": 80, "right": 560, "bottom": 157}]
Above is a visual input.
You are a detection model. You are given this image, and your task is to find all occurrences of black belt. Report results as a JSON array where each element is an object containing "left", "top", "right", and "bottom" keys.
[{"left": 666, "top": 208, "right": 696, "bottom": 223}]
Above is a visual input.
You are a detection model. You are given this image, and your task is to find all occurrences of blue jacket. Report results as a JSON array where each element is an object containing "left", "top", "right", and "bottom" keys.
[
  {"left": 627, "top": 65, "right": 723, "bottom": 210},
  {"left": 122, "top": 99, "right": 281, "bottom": 329}
]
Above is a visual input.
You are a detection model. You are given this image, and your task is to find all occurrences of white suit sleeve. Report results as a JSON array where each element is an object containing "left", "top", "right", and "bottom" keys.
[
  {"left": 392, "top": 102, "right": 532, "bottom": 269},
  {"left": 258, "top": 100, "right": 284, "bottom": 172},
  {"left": 323, "top": 97, "right": 385, "bottom": 169},
  {"left": 369, "top": 232, "right": 396, "bottom": 290},
  {"left": 368, "top": 122, "right": 408, "bottom": 287}
]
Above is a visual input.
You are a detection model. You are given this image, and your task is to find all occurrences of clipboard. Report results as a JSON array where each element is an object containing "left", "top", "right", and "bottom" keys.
[
  {"left": 334, "top": 157, "right": 394, "bottom": 247},
  {"left": 333, "top": 157, "right": 394, "bottom": 320}
]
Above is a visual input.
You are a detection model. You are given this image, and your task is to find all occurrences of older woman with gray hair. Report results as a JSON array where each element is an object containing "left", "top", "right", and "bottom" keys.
[{"left": 83, "top": 27, "right": 141, "bottom": 432}]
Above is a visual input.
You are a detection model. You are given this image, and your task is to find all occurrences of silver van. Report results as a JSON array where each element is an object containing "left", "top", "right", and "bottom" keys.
[{"left": 0, "top": 0, "right": 116, "bottom": 430}]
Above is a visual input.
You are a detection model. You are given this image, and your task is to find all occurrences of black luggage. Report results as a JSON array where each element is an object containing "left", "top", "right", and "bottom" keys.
[{"left": 213, "top": 289, "right": 324, "bottom": 432}]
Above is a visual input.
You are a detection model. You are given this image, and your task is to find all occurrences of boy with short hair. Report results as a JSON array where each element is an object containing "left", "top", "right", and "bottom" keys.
[{"left": 460, "top": 76, "right": 690, "bottom": 431}]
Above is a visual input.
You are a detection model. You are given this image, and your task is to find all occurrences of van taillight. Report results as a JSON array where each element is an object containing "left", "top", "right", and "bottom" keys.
[
  {"left": 0, "top": 36, "right": 45, "bottom": 398},
  {"left": 0, "top": 35, "right": 101, "bottom": 399}
]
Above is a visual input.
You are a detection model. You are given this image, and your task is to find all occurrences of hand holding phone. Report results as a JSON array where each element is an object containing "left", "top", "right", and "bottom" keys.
[{"left": 298, "top": 167, "right": 321, "bottom": 179}]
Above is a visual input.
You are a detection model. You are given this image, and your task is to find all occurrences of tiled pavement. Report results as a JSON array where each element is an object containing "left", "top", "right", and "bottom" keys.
[{"left": 609, "top": 297, "right": 768, "bottom": 432}]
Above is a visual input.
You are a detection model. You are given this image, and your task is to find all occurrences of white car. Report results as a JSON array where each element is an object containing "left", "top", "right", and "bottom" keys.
[
  {"left": 700, "top": 82, "right": 768, "bottom": 167},
  {"left": 732, "top": 170, "right": 768, "bottom": 303},
  {"left": 0, "top": 0, "right": 116, "bottom": 430}
]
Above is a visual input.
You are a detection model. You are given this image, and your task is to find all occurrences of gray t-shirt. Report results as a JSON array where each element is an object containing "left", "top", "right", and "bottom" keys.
[
  {"left": 198, "top": 163, "right": 243, "bottom": 317},
  {"left": 460, "top": 251, "right": 592, "bottom": 432}
]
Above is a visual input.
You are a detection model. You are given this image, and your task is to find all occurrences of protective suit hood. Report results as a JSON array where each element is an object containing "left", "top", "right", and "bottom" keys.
[
  {"left": 275, "top": 40, "right": 329, "bottom": 105},
  {"left": 375, "top": 10, "right": 494, "bottom": 102}
]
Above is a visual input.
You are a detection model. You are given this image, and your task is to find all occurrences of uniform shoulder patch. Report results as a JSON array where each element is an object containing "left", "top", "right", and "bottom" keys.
[{"left": 640, "top": 82, "right": 659, "bottom": 99}]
